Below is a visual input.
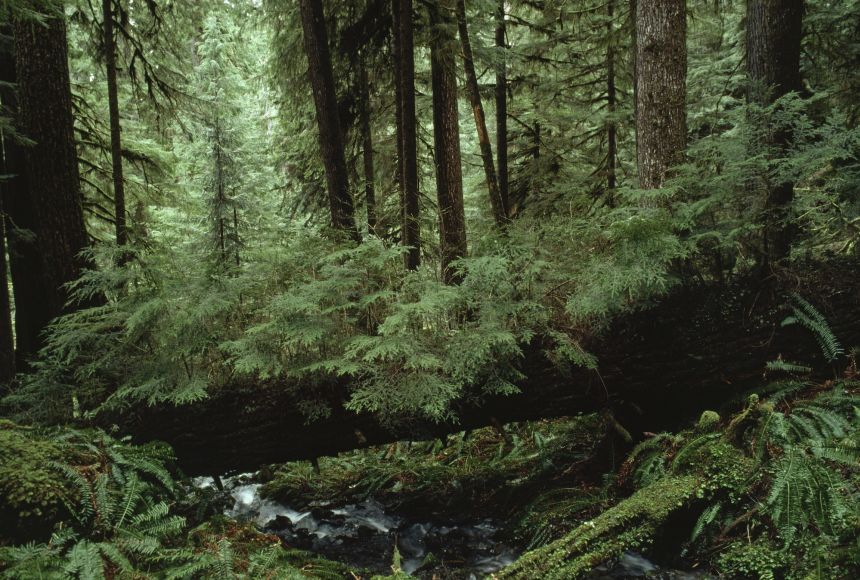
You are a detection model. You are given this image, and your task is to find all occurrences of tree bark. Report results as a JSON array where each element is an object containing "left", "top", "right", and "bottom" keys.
[
  {"left": 103, "top": 0, "right": 127, "bottom": 249},
  {"left": 127, "top": 259, "right": 860, "bottom": 476},
  {"left": 0, "top": 37, "right": 46, "bottom": 366},
  {"left": 635, "top": 0, "right": 686, "bottom": 190},
  {"left": 391, "top": 0, "right": 405, "bottom": 232},
  {"left": 456, "top": 0, "right": 506, "bottom": 227},
  {"left": 0, "top": 184, "right": 14, "bottom": 384},
  {"left": 746, "top": 0, "right": 803, "bottom": 269},
  {"left": 359, "top": 58, "right": 377, "bottom": 236},
  {"left": 495, "top": 0, "right": 508, "bottom": 218},
  {"left": 398, "top": 0, "right": 421, "bottom": 268},
  {"left": 606, "top": 0, "right": 617, "bottom": 206},
  {"left": 430, "top": 0, "right": 467, "bottom": 284},
  {"left": 298, "top": 0, "right": 359, "bottom": 240},
  {"left": 14, "top": 13, "right": 95, "bottom": 322}
]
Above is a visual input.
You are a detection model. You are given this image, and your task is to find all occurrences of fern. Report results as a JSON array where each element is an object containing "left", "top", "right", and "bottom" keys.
[{"left": 783, "top": 294, "right": 844, "bottom": 361}]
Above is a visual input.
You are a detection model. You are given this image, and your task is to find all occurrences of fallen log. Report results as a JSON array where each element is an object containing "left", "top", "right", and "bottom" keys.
[{"left": 128, "top": 259, "right": 860, "bottom": 475}]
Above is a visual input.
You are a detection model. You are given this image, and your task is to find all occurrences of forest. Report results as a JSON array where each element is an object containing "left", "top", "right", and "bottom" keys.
[{"left": 1, "top": 0, "right": 859, "bottom": 577}]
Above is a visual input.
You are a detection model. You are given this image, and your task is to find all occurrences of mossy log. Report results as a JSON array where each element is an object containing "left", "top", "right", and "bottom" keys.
[
  {"left": 498, "top": 475, "right": 701, "bottom": 579},
  {"left": 125, "top": 260, "right": 860, "bottom": 475}
]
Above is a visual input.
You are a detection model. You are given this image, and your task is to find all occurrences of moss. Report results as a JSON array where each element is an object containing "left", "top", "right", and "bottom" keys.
[
  {"left": 498, "top": 475, "right": 700, "bottom": 579},
  {"left": 696, "top": 410, "right": 721, "bottom": 432},
  {"left": 0, "top": 424, "right": 75, "bottom": 542}
]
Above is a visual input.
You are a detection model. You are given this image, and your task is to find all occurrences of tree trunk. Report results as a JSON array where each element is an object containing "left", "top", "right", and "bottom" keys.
[
  {"left": 398, "top": 0, "right": 421, "bottom": 269},
  {"left": 298, "top": 0, "right": 359, "bottom": 240},
  {"left": 14, "top": 13, "right": 95, "bottom": 322},
  {"left": 430, "top": 0, "right": 467, "bottom": 284},
  {"left": 127, "top": 259, "right": 860, "bottom": 476},
  {"left": 635, "top": 0, "right": 686, "bottom": 190},
  {"left": 495, "top": 0, "right": 508, "bottom": 218},
  {"left": 456, "top": 0, "right": 506, "bottom": 227},
  {"left": 606, "top": 0, "right": 617, "bottom": 206},
  {"left": 359, "top": 58, "right": 377, "bottom": 236},
  {"left": 0, "top": 38, "right": 47, "bottom": 366},
  {"left": 391, "top": 0, "right": 405, "bottom": 233},
  {"left": 746, "top": 0, "right": 803, "bottom": 269},
  {"left": 103, "top": 0, "right": 126, "bottom": 249},
  {"left": 0, "top": 189, "right": 14, "bottom": 384}
]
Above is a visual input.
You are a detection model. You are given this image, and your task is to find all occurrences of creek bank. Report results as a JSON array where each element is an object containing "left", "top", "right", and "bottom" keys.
[{"left": 194, "top": 474, "right": 518, "bottom": 578}]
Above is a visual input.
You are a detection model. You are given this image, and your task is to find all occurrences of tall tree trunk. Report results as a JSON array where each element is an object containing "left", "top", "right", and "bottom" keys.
[
  {"left": 298, "top": 0, "right": 359, "bottom": 240},
  {"left": 455, "top": 0, "right": 507, "bottom": 227},
  {"left": 0, "top": 37, "right": 46, "bottom": 366},
  {"left": 103, "top": 0, "right": 126, "bottom": 248},
  {"left": 391, "top": 0, "right": 405, "bottom": 233},
  {"left": 606, "top": 0, "right": 617, "bottom": 206},
  {"left": 532, "top": 121, "right": 541, "bottom": 200},
  {"left": 635, "top": 0, "right": 686, "bottom": 190},
  {"left": 630, "top": 0, "right": 638, "bottom": 154},
  {"left": 746, "top": 0, "right": 803, "bottom": 269},
  {"left": 14, "top": 13, "right": 95, "bottom": 323},
  {"left": 495, "top": 0, "right": 508, "bottom": 218},
  {"left": 359, "top": 58, "right": 377, "bottom": 236},
  {"left": 398, "top": 0, "right": 420, "bottom": 268},
  {"left": 0, "top": 195, "right": 14, "bottom": 384},
  {"left": 430, "top": 0, "right": 467, "bottom": 284}
]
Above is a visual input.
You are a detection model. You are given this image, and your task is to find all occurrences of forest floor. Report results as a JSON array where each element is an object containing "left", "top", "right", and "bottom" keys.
[{"left": 194, "top": 416, "right": 708, "bottom": 578}]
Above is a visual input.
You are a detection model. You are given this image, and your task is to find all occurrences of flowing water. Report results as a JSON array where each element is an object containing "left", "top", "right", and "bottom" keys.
[
  {"left": 194, "top": 474, "right": 712, "bottom": 579},
  {"left": 194, "top": 474, "right": 517, "bottom": 578}
]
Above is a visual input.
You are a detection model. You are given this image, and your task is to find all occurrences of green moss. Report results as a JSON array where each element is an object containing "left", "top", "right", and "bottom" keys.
[
  {"left": 696, "top": 410, "right": 721, "bottom": 432},
  {"left": 498, "top": 475, "right": 700, "bottom": 579},
  {"left": 0, "top": 423, "right": 74, "bottom": 542}
]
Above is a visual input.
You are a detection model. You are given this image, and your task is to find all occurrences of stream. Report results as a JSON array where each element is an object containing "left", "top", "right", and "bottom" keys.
[{"left": 194, "top": 474, "right": 712, "bottom": 579}]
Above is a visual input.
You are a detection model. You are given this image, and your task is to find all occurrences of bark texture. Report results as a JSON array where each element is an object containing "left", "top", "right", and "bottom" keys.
[
  {"left": 495, "top": 0, "right": 508, "bottom": 217},
  {"left": 456, "top": 0, "right": 507, "bottom": 226},
  {"left": 0, "top": 38, "right": 46, "bottom": 366},
  {"left": 14, "top": 14, "right": 94, "bottom": 323},
  {"left": 359, "top": 59, "right": 377, "bottom": 235},
  {"left": 298, "top": 0, "right": 359, "bottom": 240},
  {"left": 430, "top": 0, "right": 467, "bottom": 284},
  {"left": 746, "top": 0, "right": 804, "bottom": 268},
  {"left": 606, "top": 0, "right": 617, "bottom": 206},
  {"left": 398, "top": 0, "right": 421, "bottom": 268},
  {"left": 127, "top": 259, "right": 860, "bottom": 476},
  {"left": 635, "top": 0, "right": 686, "bottom": 189},
  {"left": 103, "top": 0, "right": 126, "bottom": 248}
]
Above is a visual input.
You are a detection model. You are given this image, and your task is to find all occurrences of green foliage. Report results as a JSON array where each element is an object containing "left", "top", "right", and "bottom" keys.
[{"left": 782, "top": 294, "right": 845, "bottom": 361}]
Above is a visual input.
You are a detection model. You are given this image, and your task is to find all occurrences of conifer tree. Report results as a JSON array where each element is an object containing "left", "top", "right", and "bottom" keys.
[
  {"left": 429, "top": 0, "right": 467, "bottom": 284},
  {"left": 456, "top": 0, "right": 507, "bottom": 226},
  {"left": 298, "top": 0, "right": 359, "bottom": 240},
  {"left": 747, "top": 0, "right": 804, "bottom": 267},
  {"left": 635, "top": 0, "right": 687, "bottom": 190},
  {"left": 13, "top": 6, "right": 96, "bottom": 346},
  {"left": 102, "top": 0, "right": 126, "bottom": 249},
  {"left": 398, "top": 0, "right": 420, "bottom": 268}
]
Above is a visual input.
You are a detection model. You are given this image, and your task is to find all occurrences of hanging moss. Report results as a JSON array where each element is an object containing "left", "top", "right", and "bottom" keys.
[{"left": 498, "top": 475, "right": 700, "bottom": 579}]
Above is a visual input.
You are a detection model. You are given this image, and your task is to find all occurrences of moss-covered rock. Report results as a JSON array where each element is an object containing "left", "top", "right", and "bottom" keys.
[{"left": 498, "top": 475, "right": 700, "bottom": 579}]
